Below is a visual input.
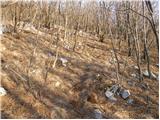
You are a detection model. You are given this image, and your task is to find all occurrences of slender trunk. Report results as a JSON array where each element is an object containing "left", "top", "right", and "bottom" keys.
[
  {"left": 126, "top": 2, "right": 132, "bottom": 56},
  {"left": 64, "top": 15, "right": 68, "bottom": 40},
  {"left": 73, "top": 22, "right": 79, "bottom": 51},
  {"left": 14, "top": 5, "right": 17, "bottom": 32},
  {"left": 143, "top": 1, "right": 151, "bottom": 78},
  {"left": 145, "top": 1, "right": 159, "bottom": 54},
  {"left": 128, "top": 20, "right": 143, "bottom": 81},
  {"left": 109, "top": 26, "right": 120, "bottom": 83}
]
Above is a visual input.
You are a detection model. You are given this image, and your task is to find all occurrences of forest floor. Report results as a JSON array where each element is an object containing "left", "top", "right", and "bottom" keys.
[{"left": 0, "top": 24, "right": 159, "bottom": 119}]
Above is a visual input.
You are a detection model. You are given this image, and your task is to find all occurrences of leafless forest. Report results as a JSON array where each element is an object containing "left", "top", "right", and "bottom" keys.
[{"left": 0, "top": 0, "right": 159, "bottom": 119}]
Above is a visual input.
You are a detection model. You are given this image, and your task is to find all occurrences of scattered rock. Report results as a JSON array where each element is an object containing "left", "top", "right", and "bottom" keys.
[
  {"left": 94, "top": 109, "right": 103, "bottom": 119},
  {"left": 127, "top": 98, "right": 134, "bottom": 104},
  {"left": 134, "top": 66, "right": 139, "bottom": 70},
  {"left": 143, "top": 70, "right": 157, "bottom": 80},
  {"left": 96, "top": 74, "right": 102, "bottom": 81},
  {"left": 109, "top": 84, "right": 119, "bottom": 94},
  {"left": 109, "top": 96, "right": 117, "bottom": 102},
  {"left": 1, "top": 24, "right": 14, "bottom": 33},
  {"left": 105, "top": 90, "right": 117, "bottom": 102},
  {"left": 131, "top": 73, "right": 136, "bottom": 78},
  {"left": 105, "top": 85, "right": 130, "bottom": 101},
  {"left": 59, "top": 57, "right": 68, "bottom": 67},
  {"left": 105, "top": 84, "right": 121, "bottom": 101},
  {"left": 116, "top": 86, "right": 123, "bottom": 95},
  {"left": 143, "top": 70, "right": 150, "bottom": 77},
  {"left": 105, "top": 90, "right": 113, "bottom": 98},
  {"left": 0, "top": 87, "right": 7, "bottom": 96},
  {"left": 120, "top": 89, "right": 130, "bottom": 99},
  {"left": 151, "top": 73, "right": 158, "bottom": 80}
]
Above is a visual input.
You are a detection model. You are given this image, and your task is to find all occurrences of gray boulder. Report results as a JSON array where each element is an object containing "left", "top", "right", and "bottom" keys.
[
  {"left": 120, "top": 89, "right": 130, "bottom": 99},
  {"left": 94, "top": 109, "right": 103, "bottom": 119},
  {"left": 105, "top": 90, "right": 117, "bottom": 102}
]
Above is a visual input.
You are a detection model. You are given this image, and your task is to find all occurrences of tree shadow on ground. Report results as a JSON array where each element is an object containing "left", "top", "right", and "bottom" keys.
[
  {"left": 1, "top": 53, "right": 121, "bottom": 118},
  {"left": 2, "top": 45, "right": 153, "bottom": 119}
]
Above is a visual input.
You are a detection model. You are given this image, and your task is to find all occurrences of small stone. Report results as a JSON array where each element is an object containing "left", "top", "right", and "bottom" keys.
[
  {"left": 127, "top": 98, "right": 134, "bottom": 104},
  {"left": 94, "top": 109, "right": 103, "bottom": 119},
  {"left": 0, "top": 30, "right": 2, "bottom": 35},
  {"left": 105, "top": 90, "right": 113, "bottom": 98},
  {"left": 109, "top": 85, "right": 119, "bottom": 94},
  {"left": 59, "top": 57, "right": 68, "bottom": 67},
  {"left": 116, "top": 86, "right": 123, "bottom": 95},
  {"left": 134, "top": 66, "right": 139, "bottom": 70},
  {"left": 131, "top": 73, "right": 136, "bottom": 77},
  {"left": 96, "top": 74, "right": 102, "bottom": 81},
  {"left": 109, "top": 96, "right": 117, "bottom": 102},
  {"left": 105, "top": 90, "right": 117, "bottom": 102},
  {"left": 0, "top": 87, "right": 7, "bottom": 96},
  {"left": 143, "top": 70, "right": 157, "bottom": 80},
  {"left": 143, "top": 70, "right": 149, "bottom": 77},
  {"left": 120, "top": 90, "right": 130, "bottom": 99},
  {"left": 151, "top": 72, "right": 157, "bottom": 80}
]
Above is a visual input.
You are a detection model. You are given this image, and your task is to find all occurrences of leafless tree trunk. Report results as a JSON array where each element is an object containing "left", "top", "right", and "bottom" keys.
[
  {"left": 145, "top": 0, "right": 159, "bottom": 54},
  {"left": 143, "top": 1, "right": 151, "bottom": 78},
  {"left": 109, "top": 26, "right": 120, "bottom": 83}
]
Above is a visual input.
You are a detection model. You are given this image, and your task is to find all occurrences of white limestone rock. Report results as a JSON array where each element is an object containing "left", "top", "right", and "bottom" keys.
[
  {"left": 134, "top": 66, "right": 139, "bottom": 70},
  {"left": 59, "top": 57, "right": 68, "bottom": 67},
  {"left": 0, "top": 87, "right": 7, "bottom": 96},
  {"left": 131, "top": 73, "right": 137, "bottom": 78},
  {"left": 143, "top": 70, "right": 157, "bottom": 80}
]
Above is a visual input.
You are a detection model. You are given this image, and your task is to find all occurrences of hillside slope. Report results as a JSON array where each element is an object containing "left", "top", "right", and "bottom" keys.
[{"left": 0, "top": 24, "right": 159, "bottom": 119}]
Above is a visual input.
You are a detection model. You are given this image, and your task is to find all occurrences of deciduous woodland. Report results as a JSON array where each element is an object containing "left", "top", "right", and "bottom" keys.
[{"left": 0, "top": 0, "right": 159, "bottom": 119}]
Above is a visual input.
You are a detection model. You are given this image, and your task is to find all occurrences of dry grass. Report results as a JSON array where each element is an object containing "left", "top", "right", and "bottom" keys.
[{"left": 0, "top": 25, "right": 159, "bottom": 119}]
